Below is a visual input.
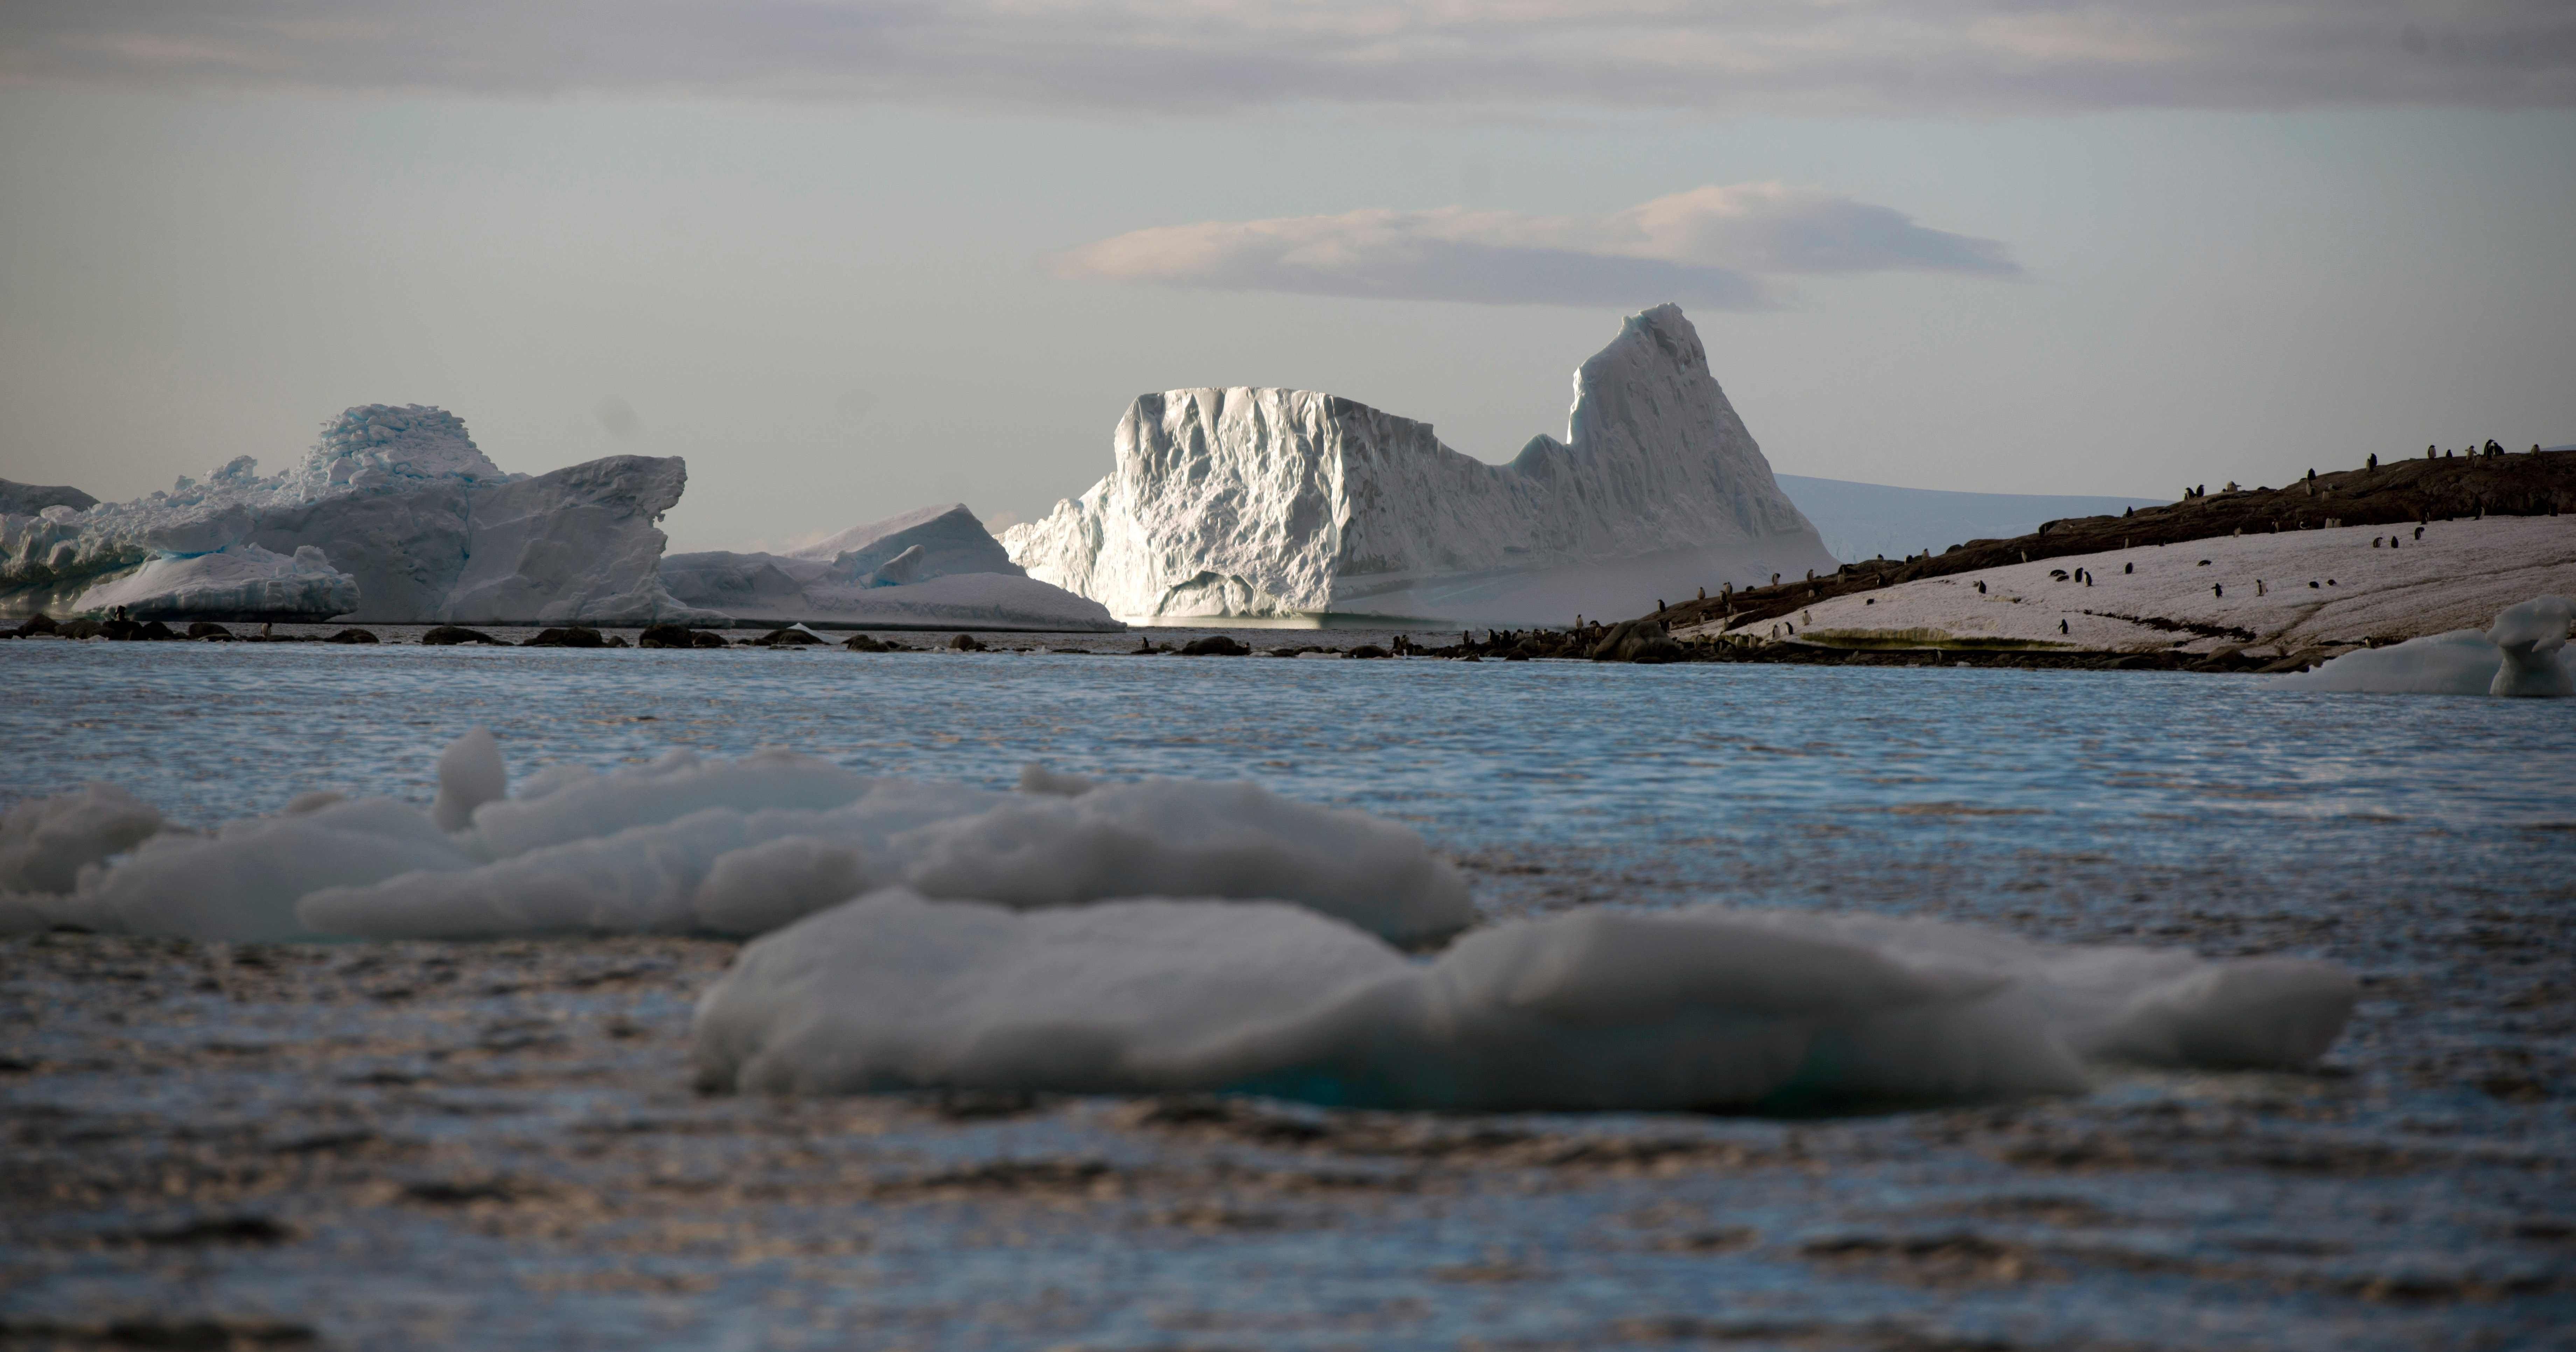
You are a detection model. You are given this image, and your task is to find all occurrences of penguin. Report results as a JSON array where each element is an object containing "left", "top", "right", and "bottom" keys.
[
  {"left": 2059, "top": 619, "right": 2069, "bottom": 635},
  {"left": 2214, "top": 583, "right": 2224, "bottom": 598},
  {"left": 2124, "top": 562, "right": 2134, "bottom": 574},
  {"left": 1976, "top": 581, "right": 1987, "bottom": 594}
]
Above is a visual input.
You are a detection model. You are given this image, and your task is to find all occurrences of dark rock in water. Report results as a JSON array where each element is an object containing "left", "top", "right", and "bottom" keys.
[
  {"left": 98, "top": 617, "right": 144, "bottom": 640},
  {"left": 1347, "top": 644, "right": 1390, "bottom": 660},
  {"left": 138, "top": 620, "right": 177, "bottom": 640},
  {"left": 1179, "top": 635, "right": 1250, "bottom": 656},
  {"left": 1590, "top": 618, "right": 1687, "bottom": 664},
  {"left": 58, "top": 618, "right": 104, "bottom": 639},
  {"left": 754, "top": 627, "right": 824, "bottom": 647},
  {"left": 420, "top": 625, "right": 504, "bottom": 646},
  {"left": 525, "top": 626, "right": 606, "bottom": 648},
  {"left": 843, "top": 634, "right": 890, "bottom": 652},
  {"left": 692, "top": 629, "right": 730, "bottom": 648},
  {"left": 948, "top": 633, "right": 984, "bottom": 651},
  {"left": 15, "top": 613, "right": 60, "bottom": 637},
  {"left": 325, "top": 628, "right": 380, "bottom": 645},
  {"left": 637, "top": 624, "right": 698, "bottom": 649},
  {"left": 187, "top": 622, "right": 233, "bottom": 640},
  {"left": 606, "top": 635, "right": 630, "bottom": 647}
]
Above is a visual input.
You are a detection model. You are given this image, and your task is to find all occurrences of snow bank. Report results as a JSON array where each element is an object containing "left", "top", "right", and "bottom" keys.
[
  {"left": 1004, "top": 304, "right": 1834, "bottom": 624},
  {"left": 2280, "top": 595, "right": 2576, "bottom": 696},
  {"left": 0, "top": 405, "right": 720, "bottom": 626},
  {"left": 691, "top": 891, "right": 2358, "bottom": 1109},
  {"left": 662, "top": 504, "right": 1121, "bottom": 631},
  {"left": 5, "top": 732, "right": 1469, "bottom": 945}
]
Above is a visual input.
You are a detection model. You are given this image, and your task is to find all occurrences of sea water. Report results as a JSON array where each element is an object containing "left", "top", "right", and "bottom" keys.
[{"left": 3, "top": 635, "right": 2571, "bottom": 1350}]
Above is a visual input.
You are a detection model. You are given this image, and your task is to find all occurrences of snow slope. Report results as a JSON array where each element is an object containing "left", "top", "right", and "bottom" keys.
[
  {"left": 1004, "top": 305, "right": 1834, "bottom": 624},
  {"left": 1688, "top": 516, "right": 2576, "bottom": 654},
  {"left": 662, "top": 504, "right": 1120, "bottom": 631},
  {"left": 692, "top": 889, "right": 2356, "bottom": 1110},
  {"left": 0, "top": 405, "right": 722, "bottom": 625}
]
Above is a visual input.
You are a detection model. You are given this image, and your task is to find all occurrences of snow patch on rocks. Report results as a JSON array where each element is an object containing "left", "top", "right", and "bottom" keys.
[
  {"left": 1003, "top": 304, "right": 1834, "bottom": 624},
  {"left": 1687, "top": 516, "right": 2576, "bottom": 654}
]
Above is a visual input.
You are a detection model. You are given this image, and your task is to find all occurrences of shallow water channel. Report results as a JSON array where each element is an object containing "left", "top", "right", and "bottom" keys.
[{"left": 4, "top": 636, "right": 2571, "bottom": 1350}]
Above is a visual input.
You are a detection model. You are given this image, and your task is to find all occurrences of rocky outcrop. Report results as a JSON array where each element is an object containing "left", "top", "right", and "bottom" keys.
[
  {"left": 0, "top": 479, "right": 98, "bottom": 518},
  {"left": 1002, "top": 304, "right": 1835, "bottom": 624}
]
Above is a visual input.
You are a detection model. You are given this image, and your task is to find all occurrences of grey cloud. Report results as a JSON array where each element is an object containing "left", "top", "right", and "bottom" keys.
[
  {"left": 1043, "top": 185, "right": 2016, "bottom": 308},
  {"left": 0, "top": 1, "right": 2569, "bottom": 113}
]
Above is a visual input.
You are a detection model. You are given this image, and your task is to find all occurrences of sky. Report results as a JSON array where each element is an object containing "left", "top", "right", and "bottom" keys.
[{"left": 1, "top": 2, "right": 2571, "bottom": 552}]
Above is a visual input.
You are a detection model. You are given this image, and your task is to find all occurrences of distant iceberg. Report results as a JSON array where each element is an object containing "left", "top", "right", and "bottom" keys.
[
  {"left": 1003, "top": 304, "right": 1837, "bottom": 625},
  {"left": 692, "top": 888, "right": 2357, "bottom": 1110},
  {"left": 0, "top": 405, "right": 720, "bottom": 626},
  {"left": 661, "top": 503, "right": 1122, "bottom": 632},
  {"left": 2281, "top": 595, "right": 2575, "bottom": 696}
]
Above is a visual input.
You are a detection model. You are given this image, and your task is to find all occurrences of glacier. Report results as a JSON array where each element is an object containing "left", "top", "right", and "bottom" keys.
[
  {"left": 2279, "top": 595, "right": 2576, "bottom": 696},
  {"left": 660, "top": 503, "right": 1122, "bottom": 632},
  {"left": 0, "top": 405, "right": 721, "bottom": 626},
  {"left": 690, "top": 888, "right": 2358, "bottom": 1110},
  {"left": 1001, "top": 304, "right": 1837, "bottom": 624}
]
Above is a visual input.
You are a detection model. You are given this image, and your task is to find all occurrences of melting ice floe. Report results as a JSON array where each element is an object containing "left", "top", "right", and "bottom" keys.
[
  {"left": 0, "top": 733, "right": 1471, "bottom": 946},
  {"left": 0, "top": 729, "right": 2359, "bottom": 1109},
  {"left": 691, "top": 889, "right": 2358, "bottom": 1110},
  {"left": 2281, "top": 596, "right": 2576, "bottom": 696}
]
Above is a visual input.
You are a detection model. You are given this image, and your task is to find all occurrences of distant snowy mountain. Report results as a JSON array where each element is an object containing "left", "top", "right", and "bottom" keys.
[
  {"left": 1775, "top": 475, "right": 2163, "bottom": 565},
  {"left": 1004, "top": 304, "right": 1835, "bottom": 625}
]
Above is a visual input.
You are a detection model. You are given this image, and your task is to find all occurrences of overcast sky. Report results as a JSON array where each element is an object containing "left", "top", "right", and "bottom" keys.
[{"left": 3, "top": 1, "right": 2570, "bottom": 550}]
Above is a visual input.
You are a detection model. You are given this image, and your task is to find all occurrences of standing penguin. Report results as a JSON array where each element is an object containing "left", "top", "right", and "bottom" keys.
[{"left": 2214, "top": 583, "right": 2224, "bottom": 598}]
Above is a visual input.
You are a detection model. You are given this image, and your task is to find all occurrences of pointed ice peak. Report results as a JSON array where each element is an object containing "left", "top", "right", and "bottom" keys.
[{"left": 291, "top": 404, "right": 504, "bottom": 497}]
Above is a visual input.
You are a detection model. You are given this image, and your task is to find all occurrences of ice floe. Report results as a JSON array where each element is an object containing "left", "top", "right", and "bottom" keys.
[
  {"left": 2281, "top": 595, "right": 2576, "bottom": 696},
  {"left": 691, "top": 890, "right": 2359, "bottom": 1109},
  {"left": 1, "top": 733, "right": 1471, "bottom": 945}
]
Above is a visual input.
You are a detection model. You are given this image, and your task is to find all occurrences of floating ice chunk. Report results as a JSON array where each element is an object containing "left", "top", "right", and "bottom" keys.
[
  {"left": 0, "top": 784, "right": 161, "bottom": 895},
  {"left": 2485, "top": 595, "right": 2575, "bottom": 698},
  {"left": 692, "top": 894, "right": 2358, "bottom": 1110},
  {"left": 460, "top": 748, "right": 876, "bottom": 859},
  {"left": 299, "top": 803, "right": 888, "bottom": 939},
  {"left": 58, "top": 797, "right": 473, "bottom": 941},
  {"left": 299, "top": 738, "right": 1466, "bottom": 942},
  {"left": 692, "top": 890, "right": 1407, "bottom": 1096},
  {"left": 891, "top": 779, "right": 1473, "bottom": 944},
  {"left": 2279, "top": 594, "right": 2576, "bottom": 696},
  {"left": 2278, "top": 630, "right": 2504, "bottom": 695},
  {"left": 430, "top": 727, "right": 507, "bottom": 833}
]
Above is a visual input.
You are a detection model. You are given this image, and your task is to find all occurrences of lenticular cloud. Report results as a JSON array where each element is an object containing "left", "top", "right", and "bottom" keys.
[{"left": 1046, "top": 184, "right": 2020, "bottom": 308}]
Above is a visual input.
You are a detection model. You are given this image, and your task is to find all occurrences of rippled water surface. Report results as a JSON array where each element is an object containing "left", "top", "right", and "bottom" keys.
[{"left": 4, "top": 636, "right": 2571, "bottom": 1351}]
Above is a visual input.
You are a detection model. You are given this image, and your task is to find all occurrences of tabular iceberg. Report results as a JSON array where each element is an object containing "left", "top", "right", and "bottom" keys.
[
  {"left": 661, "top": 503, "right": 1121, "bottom": 631},
  {"left": 0, "top": 405, "right": 721, "bottom": 626},
  {"left": 691, "top": 888, "right": 2358, "bottom": 1110},
  {"left": 1002, "top": 304, "right": 1837, "bottom": 624}
]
